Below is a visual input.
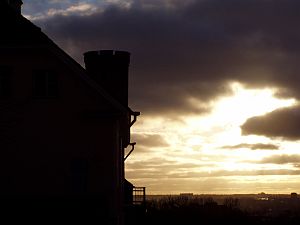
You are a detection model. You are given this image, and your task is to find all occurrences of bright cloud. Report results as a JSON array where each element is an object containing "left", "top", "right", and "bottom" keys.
[
  {"left": 127, "top": 82, "right": 298, "bottom": 194},
  {"left": 24, "top": 2, "right": 100, "bottom": 21}
]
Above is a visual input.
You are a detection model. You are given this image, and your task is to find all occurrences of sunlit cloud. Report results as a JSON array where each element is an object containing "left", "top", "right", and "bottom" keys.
[
  {"left": 126, "top": 82, "right": 298, "bottom": 194},
  {"left": 104, "top": 0, "right": 133, "bottom": 8},
  {"left": 133, "top": 133, "right": 170, "bottom": 148},
  {"left": 260, "top": 154, "right": 300, "bottom": 165},
  {"left": 222, "top": 143, "right": 280, "bottom": 150},
  {"left": 24, "top": 2, "right": 101, "bottom": 21}
]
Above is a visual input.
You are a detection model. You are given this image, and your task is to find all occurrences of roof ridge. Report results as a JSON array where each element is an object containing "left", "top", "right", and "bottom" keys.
[{"left": 1, "top": 3, "right": 131, "bottom": 113}]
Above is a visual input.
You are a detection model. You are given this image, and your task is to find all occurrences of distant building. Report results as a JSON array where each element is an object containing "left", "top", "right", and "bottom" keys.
[
  {"left": 0, "top": 1, "right": 143, "bottom": 224},
  {"left": 291, "top": 192, "right": 298, "bottom": 199},
  {"left": 180, "top": 193, "right": 194, "bottom": 197},
  {"left": 257, "top": 192, "right": 269, "bottom": 201}
]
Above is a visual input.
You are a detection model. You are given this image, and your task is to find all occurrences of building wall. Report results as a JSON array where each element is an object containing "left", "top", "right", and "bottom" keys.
[{"left": 0, "top": 47, "right": 127, "bottom": 223}]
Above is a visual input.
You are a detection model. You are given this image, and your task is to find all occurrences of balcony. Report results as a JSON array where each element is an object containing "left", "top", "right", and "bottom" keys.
[
  {"left": 124, "top": 186, "right": 146, "bottom": 225},
  {"left": 133, "top": 187, "right": 146, "bottom": 206}
]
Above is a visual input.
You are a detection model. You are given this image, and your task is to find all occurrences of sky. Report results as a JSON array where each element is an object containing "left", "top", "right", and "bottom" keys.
[{"left": 23, "top": 0, "right": 300, "bottom": 194}]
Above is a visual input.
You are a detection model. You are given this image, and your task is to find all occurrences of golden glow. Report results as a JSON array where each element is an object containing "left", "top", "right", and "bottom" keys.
[
  {"left": 184, "top": 83, "right": 296, "bottom": 143},
  {"left": 211, "top": 82, "right": 295, "bottom": 125},
  {"left": 128, "top": 82, "right": 299, "bottom": 194}
]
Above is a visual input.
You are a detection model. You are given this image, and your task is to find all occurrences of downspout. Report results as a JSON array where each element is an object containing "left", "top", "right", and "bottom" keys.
[
  {"left": 124, "top": 111, "right": 140, "bottom": 161},
  {"left": 130, "top": 111, "right": 140, "bottom": 127},
  {"left": 124, "top": 142, "right": 136, "bottom": 161}
]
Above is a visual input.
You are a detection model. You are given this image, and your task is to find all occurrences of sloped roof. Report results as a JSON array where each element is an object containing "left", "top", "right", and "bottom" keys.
[
  {"left": 0, "top": 1, "right": 46, "bottom": 45},
  {"left": 0, "top": 1, "right": 131, "bottom": 114}
]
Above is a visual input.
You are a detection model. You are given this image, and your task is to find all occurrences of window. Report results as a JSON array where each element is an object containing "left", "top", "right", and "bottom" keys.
[
  {"left": 0, "top": 66, "right": 11, "bottom": 98},
  {"left": 33, "top": 70, "right": 58, "bottom": 98},
  {"left": 70, "top": 159, "right": 89, "bottom": 193}
]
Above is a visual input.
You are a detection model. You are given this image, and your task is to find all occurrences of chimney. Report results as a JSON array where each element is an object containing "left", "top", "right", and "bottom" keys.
[
  {"left": 7, "top": 0, "right": 23, "bottom": 14},
  {"left": 84, "top": 50, "right": 130, "bottom": 107}
]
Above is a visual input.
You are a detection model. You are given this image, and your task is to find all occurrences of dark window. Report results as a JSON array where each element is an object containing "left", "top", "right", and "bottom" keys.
[
  {"left": 0, "top": 66, "right": 11, "bottom": 98},
  {"left": 70, "top": 159, "right": 89, "bottom": 193},
  {"left": 33, "top": 70, "right": 58, "bottom": 98}
]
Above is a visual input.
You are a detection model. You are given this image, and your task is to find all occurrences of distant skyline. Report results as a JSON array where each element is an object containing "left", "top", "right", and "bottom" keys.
[{"left": 23, "top": 0, "right": 300, "bottom": 194}]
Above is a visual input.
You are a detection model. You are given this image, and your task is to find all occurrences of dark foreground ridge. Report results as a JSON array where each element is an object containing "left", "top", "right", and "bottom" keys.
[{"left": 138, "top": 194, "right": 300, "bottom": 225}]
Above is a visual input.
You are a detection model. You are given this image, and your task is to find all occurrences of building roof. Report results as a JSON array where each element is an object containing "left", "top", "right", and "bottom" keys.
[{"left": 0, "top": 1, "right": 132, "bottom": 114}]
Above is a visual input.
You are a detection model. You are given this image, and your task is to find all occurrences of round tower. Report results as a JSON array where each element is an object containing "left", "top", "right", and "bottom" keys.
[{"left": 84, "top": 50, "right": 131, "bottom": 107}]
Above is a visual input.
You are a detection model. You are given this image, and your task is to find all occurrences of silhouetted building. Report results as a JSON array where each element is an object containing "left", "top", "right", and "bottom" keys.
[
  {"left": 180, "top": 193, "right": 194, "bottom": 197},
  {"left": 0, "top": 1, "right": 141, "bottom": 224},
  {"left": 291, "top": 192, "right": 298, "bottom": 199}
]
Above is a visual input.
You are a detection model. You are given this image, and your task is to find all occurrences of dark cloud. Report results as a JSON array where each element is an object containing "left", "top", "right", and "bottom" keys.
[
  {"left": 132, "top": 133, "right": 169, "bottom": 148},
  {"left": 242, "top": 105, "right": 300, "bottom": 140},
  {"left": 222, "top": 143, "right": 280, "bottom": 150},
  {"left": 127, "top": 177, "right": 232, "bottom": 194},
  {"left": 260, "top": 154, "right": 300, "bottom": 165},
  {"left": 126, "top": 158, "right": 201, "bottom": 179},
  {"left": 126, "top": 157, "right": 206, "bottom": 170},
  {"left": 126, "top": 156, "right": 300, "bottom": 179},
  {"left": 127, "top": 167, "right": 300, "bottom": 179},
  {"left": 28, "top": 0, "right": 300, "bottom": 118},
  {"left": 193, "top": 169, "right": 300, "bottom": 178}
]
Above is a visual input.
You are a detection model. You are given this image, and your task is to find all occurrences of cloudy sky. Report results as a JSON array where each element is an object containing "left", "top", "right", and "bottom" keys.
[{"left": 23, "top": 0, "right": 300, "bottom": 194}]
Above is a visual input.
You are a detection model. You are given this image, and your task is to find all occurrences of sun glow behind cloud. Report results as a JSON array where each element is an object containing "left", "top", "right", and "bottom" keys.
[
  {"left": 200, "top": 82, "right": 296, "bottom": 146},
  {"left": 126, "top": 82, "right": 300, "bottom": 194}
]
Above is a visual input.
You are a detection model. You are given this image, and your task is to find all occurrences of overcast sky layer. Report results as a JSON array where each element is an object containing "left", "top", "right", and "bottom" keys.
[{"left": 23, "top": 0, "right": 300, "bottom": 194}]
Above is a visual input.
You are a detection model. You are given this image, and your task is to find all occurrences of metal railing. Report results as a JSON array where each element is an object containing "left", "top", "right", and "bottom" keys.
[{"left": 133, "top": 187, "right": 146, "bottom": 206}]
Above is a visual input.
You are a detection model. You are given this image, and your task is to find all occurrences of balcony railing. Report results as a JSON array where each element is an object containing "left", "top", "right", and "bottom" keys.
[{"left": 133, "top": 187, "right": 146, "bottom": 206}]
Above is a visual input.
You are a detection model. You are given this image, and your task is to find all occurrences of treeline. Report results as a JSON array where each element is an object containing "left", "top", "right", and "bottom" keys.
[
  {"left": 144, "top": 196, "right": 247, "bottom": 225},
  {"left": 127, "top": 196, "right": 300, "bottom": 225}
]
